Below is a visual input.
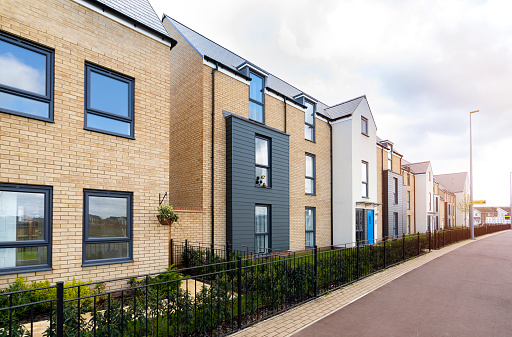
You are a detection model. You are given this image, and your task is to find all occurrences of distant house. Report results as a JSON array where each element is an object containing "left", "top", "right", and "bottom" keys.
[
  {"left": 474, "top": 207, "right": 510, "bottom": 224},
  {"left": 403, "top": 161, "right": 435, "bottom": 232},
  {"left": 435, "top": 172, "right": 470, "bottom": 227}
]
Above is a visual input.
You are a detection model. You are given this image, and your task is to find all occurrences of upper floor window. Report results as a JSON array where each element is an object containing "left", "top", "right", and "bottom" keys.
[
  {"left": 249, "top": 71, "right": 264, "bottom": 123},
  {"left": 84, "top": 63, "right": 134, "bottom": 138},
  {"left": 393, "top": 177, "right": 398, "bottom": 204},
  {"left": 0, "top": 32, "right": 54, "bottom": 122},
  {"left": 304, "top": 100, "right": 315, "bottom": 141},
  {"left": 83, "top": 190, "right": 132, "bottom": 266},
  {"left": 305, "top": 153, "right": 316, "bottom": 195},
  {"left": 255, "top": 136, "right": 270, "bottom": 187},
  {"left": 407, "top": 173, "right": 411, "bottom": 186},
  {"left": 362, "top": 161, "right": 369, "bottom": 198},
  {"left": 0, "top": 184, "right": 52, "bottom": 274},
  {"left": 429, "top": 192, "right": 432, "bottom": 210},
  {"left": 428, "top": 172, "right": 432, "bottom": 181},
  {"left": 361, "top": 116, "right": 368, "bottom": 136},
  {"left": 388, "top": 147, "right": 393, "bottom": 171},
  {"left": 407, "top": 191, "right": 411, "bottom": 210}
]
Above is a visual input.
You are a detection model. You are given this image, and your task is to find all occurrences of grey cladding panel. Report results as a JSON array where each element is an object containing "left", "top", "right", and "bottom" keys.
[{"left": 226, "top": 116, "right": 290, "bottom": 252}]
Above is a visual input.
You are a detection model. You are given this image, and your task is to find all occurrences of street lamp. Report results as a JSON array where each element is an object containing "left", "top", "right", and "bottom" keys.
[{"left": 469, "top": 110, "right": 478, "bottom": 239}]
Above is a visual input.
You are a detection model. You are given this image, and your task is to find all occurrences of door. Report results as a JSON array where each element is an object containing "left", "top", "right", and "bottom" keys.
[{"left": 366, "top": 210, "right": 374, "bottom": 244}]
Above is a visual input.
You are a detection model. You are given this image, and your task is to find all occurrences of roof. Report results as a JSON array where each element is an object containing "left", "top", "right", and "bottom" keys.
[
  {"left": 474, "top": 207, "right": 498, "bottom": 213},
  {"left": 434, "top": 172, "right": 469, "bottom": 193},
  {"left": 404, "top": 161, "right": 431, "bottom": 174},
  {"left": 500, "top": 206, "right": 511, "bottom": 213},
  {"left": 324, "top": 96, "right": 365, "bottom": 120},
  {"left": 87, "top": 0, "right": 175, "bottom": 44},
  {"left": 164, "top": 15, "right": 365, "bottom": 121}
]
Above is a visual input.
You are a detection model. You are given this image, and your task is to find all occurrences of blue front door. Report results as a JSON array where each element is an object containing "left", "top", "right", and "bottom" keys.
[{"left": 366, "top": 210, "right": 374, "bottom": 244}]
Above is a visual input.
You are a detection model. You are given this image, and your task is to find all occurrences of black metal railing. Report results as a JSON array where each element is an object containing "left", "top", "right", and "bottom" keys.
[{"left": 1, "top": 224, "right": 509, "bottom": 336}]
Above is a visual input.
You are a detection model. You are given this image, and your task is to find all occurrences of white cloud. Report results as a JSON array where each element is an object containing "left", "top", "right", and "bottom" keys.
[{"left": 0, "top": 53, "right": 46, "bottom": 95}]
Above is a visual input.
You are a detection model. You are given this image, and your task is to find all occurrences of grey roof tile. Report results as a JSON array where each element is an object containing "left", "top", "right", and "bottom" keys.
[
  {"left": 434, "top": 172, "right": 469, "bottom": 193},
  {"left": 324, "top": 96, "right": 365, "bottom": 120},
  {"left": 92, "top": 0, "right": 171, "bottom": 37}
]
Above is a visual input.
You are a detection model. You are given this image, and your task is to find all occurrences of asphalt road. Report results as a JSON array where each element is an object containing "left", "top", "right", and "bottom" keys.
[{"left": 293, "top": 231, "right": 512, "bottom": 337}]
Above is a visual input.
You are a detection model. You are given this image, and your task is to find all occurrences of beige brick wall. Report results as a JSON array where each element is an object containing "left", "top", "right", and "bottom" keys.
[{"left": 0, "top": 0, "right": 171, "bottom": 285}]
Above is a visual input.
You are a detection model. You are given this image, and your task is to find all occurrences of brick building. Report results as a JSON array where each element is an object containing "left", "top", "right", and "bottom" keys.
[{"left": 0, "top": 0, "right": 177, "bottom": 283}]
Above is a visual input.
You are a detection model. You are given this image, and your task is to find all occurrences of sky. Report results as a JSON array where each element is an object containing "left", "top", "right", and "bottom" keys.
[{"left": 151, "top": 0, "right": 512, "bottom": 206}]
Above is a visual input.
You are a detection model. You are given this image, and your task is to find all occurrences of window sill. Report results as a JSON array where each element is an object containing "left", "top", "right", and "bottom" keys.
[
  {"left": 361, "top": 132, "right": 369, "bottom": 137},
  {"left": 305, "top": 138, "right": 316, "bottom": 143},
  {"left": 0, "top": 266, "right": 52, "bottom": 276},
  {"left": 82, "top": 258, "right": 134, "bottom": 267},
  {"left": 305, "top": 193, "right": 316, "bottom": 196}
]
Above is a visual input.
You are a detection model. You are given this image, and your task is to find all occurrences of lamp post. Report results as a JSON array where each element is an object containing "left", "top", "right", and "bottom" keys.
[
  {"left": 510, "top": 172, "right": 511, "bottom": 226},
  {"left": 469, "top": 110, "right": 478, "bottom": 239}
]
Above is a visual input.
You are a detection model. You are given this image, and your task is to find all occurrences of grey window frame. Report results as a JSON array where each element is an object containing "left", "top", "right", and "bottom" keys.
[
  {"left": 84, "top": 63, "right": 135, "bottom": 139},
  {"left": 361, "top": 116, "right": 368, "bottom": 136},
  {"left": 304, "top": 100, "right": 316, "bottom": 142},
  {"left": 255, "top": 135, "right": 271, "bottom": 188},
  {"left": 393, "top": 212, "right": 399, "bottom": 237},
  {"left": 429, "top": 192, "right": 432, "bottom": 211},
  {"left": 305, "top": 153, "right": 316, "bottom": 195},
  {"left": 362, "top": 161, "right": 369, "bottom": 198},
  {"left": 0, "top": 31, "right": 54, "bottom": 122},
  {"left": 388, "top": 147, "right": 393, "bottom": 171},
  {"left": 0, "top": 183, "right": 52, "bottom": 275},
  {"left": 407, "top": 191, "right": 411, "bottom": 209},
  {"left": 82, "top": 189, "right": 133, "bottom": 266},
  {"left": 407, "top": 173, "right": 411, "bottom": 186},
  {"left": 408, "top": 215, "right": 411, "bottom": 234},
  {"left": 254, "top": 204, "right": 271, "bottom": 255},
  {"left": 393, "top": 177, "right": 398, "bottom": 204},
  {"left": 305, "top": 207, "right": 316, "bottom": 249},
  {"left": 356, "top": 208, "right": 365, "bottom": 243},
  {"left": 249, "top": 71, "right": 265, "bottom": 124}
]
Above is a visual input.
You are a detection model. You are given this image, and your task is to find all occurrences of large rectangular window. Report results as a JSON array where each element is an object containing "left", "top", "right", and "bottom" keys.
[
  {"left": 388, "top": 147, "right": 393, "bottom": 171},
  {"left": 255, "top": 205, "right": 270, "bottom": 254},
  {"left": 362, "top": 161, "right": 369, "bottom": 198},
  {"left": 305, "top": 207, "right": 315, "bottom": 249},
  {"left": 83, "top": 190, "right": 132, "bottom": 266},
  {"left": 304, "top": 100, "right": 315, "bottom": 141},
  {"left": 255, "top": 136, "right": 270, "bottom": 187},
  {"left": 408, "top": 215, "right": 411, "bottom": 234},
  {"left": 0, "top": 32, "right": 54, "bottom": 122},
  {"left": 361, "top": 116, "right": 368, "bottom": 136},
  {"left": 305, "top": 153, "right": 315, "bottom": 195},
  {"left": 407, "top": 191, "right": 411, "bottom": 210},
  {"left": 393, "top": 212, "right": 399, "bottom": 237},
  {"left": 0, "top": 184, "right": 52, "bottom": 274},
  {"left": 249, "top": 71, "right": 264, "bottom": 123},
  {"left": 85, "top": 63, "right": 134, "bottom": 138},
  {"left": 393, "top": 177, "right": 398, "bottom": 204}
]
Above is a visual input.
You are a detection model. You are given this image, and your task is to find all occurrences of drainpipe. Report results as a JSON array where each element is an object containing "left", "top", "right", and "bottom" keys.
[
  {"left": 330, "top": 122, "right": 333, "bottom": 246},
  {"left": 211, "top": 63, "right": 218, "bottom": 245}
]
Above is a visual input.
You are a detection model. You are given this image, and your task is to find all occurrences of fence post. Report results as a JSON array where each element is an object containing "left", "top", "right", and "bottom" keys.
[
  {"left": 383, "top": 237, "right": 386, "bottom": 268},
  {"left": 314, "top": 245, "right": 318, "bottom": 297},
  {"left": 170, "top": 239, "right": 174, "bottom": 266},
  {"left": 56, "top": 281, "right": 64, "bottom": 337},
  {"left": 402, "top": 233, "right": 406, "bottom": 261},
  {"left": 237, "top": 257, "right": 242, "bottom": 330},
  {"left": 428, "top": 231, "right": 431, "bottom": 252},
  {"left": 185, "top": 239, "right": 189, "bottom": 268},
  {"left": 417, "top": 232, "right": 420, "bottom": 256},
  {"left": 356, "top": 240, "right": 360, "bottom": 279}
]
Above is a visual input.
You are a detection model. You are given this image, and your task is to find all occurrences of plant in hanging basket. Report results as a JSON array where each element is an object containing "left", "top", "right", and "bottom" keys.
[{"left": 157, "top": 204, "right": 179, "bottom": 226}]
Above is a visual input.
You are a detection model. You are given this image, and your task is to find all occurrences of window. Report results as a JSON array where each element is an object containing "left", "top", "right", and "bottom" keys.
[
  {"left": 407, "top": 173, "right": 410, "bottom": 186},
  {"left": 436, "top": 197, "right": 439, "bottom": 212},
  {"left": 429, "top": 172, "right": 432, "bottom": 181},
  {"left": 427, "top": 216, "right": 431, "bottom": 232},
  {"left": 305, "top": 207, "right": 315, "bottom": 248},
  {"left": 356, "top": 209, "right": 365, "bottom": 243},
  {"left": 429, "top": 192, "right": 432, "bottom": 210},
  {"left": 255, "top": 136, "right": 270, "bottom": 187},
  {"left": 0, "top": 32, "right": 54, "bottom": 121},
  {"left": 305, "top": 153, "right": 315, "bottom": 195},
  {"left": 408, "top": 215, "right": 411, "bottom": 234},
  {"left": 255, "top": 205, "right": 270, "bottom": 254},
  {"left": 393, "top": 212, "right": 399, "bottom": 237},
  {"left": 388, "top": 147, "right": 393, "bottom": 171},
  {"left": 249, "top": 71, "right": 264, "bottom": 123},
  {"left": 304, "top": 100, "right": 315, "bottom": 141},
  {"left": 84, "top": 63, "right": 134, "bottom": 138},
  {"left": 393, "top": 177, "right": 398, "bottom": 204},
  {"left": 407, "top": 191, "right": 411, "bottom": 210},
  {"left": 0, "top": 184, "right": 52, "bottom": 274},
  {"left": 362, "top": 161, "right": 369, "bottom": 198},
  {"left": 83, "top": 190, "right": 132, "bottom": 265},
  {"left": 361, "top": 116, "right": 368, "bottom": 136}
]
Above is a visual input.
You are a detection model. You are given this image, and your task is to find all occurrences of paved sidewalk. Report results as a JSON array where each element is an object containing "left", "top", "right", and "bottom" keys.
[{"left": 234, "top": 231, "right": 509, "bottom": 337}]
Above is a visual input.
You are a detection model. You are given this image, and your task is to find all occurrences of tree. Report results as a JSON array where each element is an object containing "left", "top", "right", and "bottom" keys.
[{"left": 457, "top": 193, "right": 470, "bottom": 227}]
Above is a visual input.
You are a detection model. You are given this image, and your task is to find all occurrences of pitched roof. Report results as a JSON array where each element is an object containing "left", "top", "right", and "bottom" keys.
[
  {"left": 474, "top": 207, "right": 498, "bottom": 213},
  {"left": 404, "top": 161, "right": 431, "bottom": 174},
  {"left": 500, "top": 206, "right": 511, "bottom": 213},
  {"left": 434, "top": 172, "right": 469, "bottom": 193},
  {"left": 324, "top": 96, "right": 365, "bottom": 120},
  {"left": 89, "top": 0, "right": 174, "bottom": 41},
  {"left": 164, "top": 15, "right": 365, "bottom": 121}
]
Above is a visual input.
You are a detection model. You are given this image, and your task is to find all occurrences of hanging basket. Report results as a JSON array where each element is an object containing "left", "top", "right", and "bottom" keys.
[{"left": 157, "top": 215, "right": 175, "bottom": 226}]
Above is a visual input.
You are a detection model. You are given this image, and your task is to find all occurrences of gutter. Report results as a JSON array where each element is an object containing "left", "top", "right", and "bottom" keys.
[{"left": 204, "top": 55, "right": 251, "bottom": 81}]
